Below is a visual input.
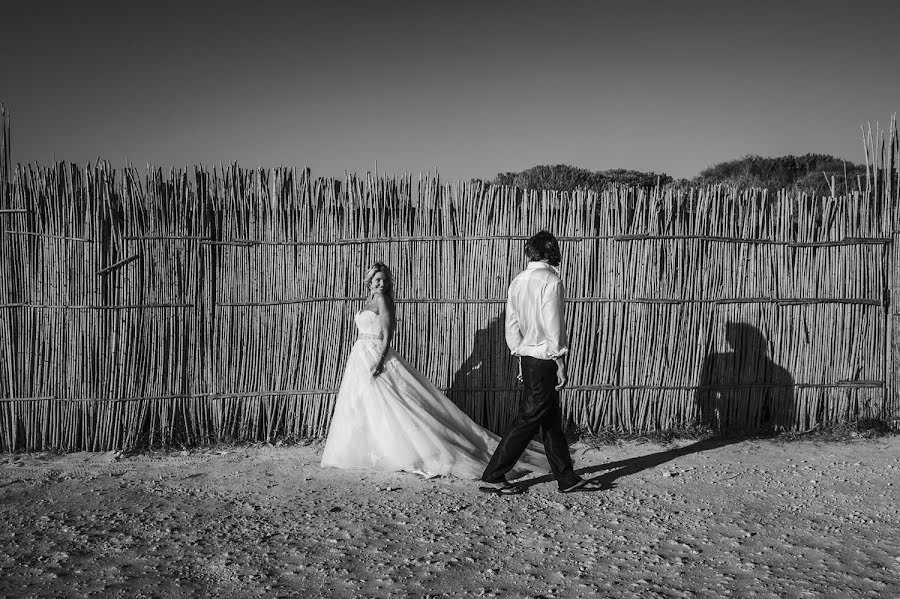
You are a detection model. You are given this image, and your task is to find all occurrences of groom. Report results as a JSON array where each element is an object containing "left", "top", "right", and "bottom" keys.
[{"left": 480, "top": 231, "right": 595, "bottom": 495}]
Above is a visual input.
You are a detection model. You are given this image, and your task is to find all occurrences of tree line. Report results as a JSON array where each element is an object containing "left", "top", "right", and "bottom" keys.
[{"left": 490, "top": 154, "right": 870, "bottom": 197}]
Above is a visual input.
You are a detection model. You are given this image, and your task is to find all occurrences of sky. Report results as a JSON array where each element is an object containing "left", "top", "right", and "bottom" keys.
[{"left": 1, "top": 0, "right": 899, "bottom": 182}]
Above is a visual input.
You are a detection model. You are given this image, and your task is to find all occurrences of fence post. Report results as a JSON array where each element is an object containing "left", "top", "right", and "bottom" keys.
[{"left": 888, "top": 196, "right": 895, "bottom": 430}]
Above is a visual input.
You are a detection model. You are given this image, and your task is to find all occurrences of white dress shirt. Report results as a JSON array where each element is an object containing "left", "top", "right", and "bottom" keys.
[{"left": 505, "top": 261, "right": 569, "bottom": 360}]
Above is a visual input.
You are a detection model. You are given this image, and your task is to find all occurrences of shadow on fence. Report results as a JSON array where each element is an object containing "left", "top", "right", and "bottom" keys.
[
  {"left": 696, "top": 322, "right": 795, "bottom": 434},
  {"left": 448, "top": 313, "right": 521, "bottom": 434}
]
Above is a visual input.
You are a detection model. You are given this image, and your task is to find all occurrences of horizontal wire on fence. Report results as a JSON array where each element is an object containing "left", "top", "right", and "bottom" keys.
[
  {"left": 614, "top": 234, "right": 891, "bottom": 246},
  {"left": 553, "top": 382, "right": 885, "bottom": 392},
  {"left": 5, "top": 230, "right": 93, "bottom": 242},
  {"left": 204, "top": 235, "right": 592, "bottom": 246},
  {"left": 0, "top": 380, "right": 882, "bottom": 403},
  {"left": 788, "top": 238, "right": 891, "bottom": 247},
  {"left": 0, "top": 389, "right": 338, "bottom": 403},
  {"left": 215, "top": 298, "right": 507, "bottom": 306},
  {"left": 0, "top": 397, "right": 55, "bottom": 403},
  {"left": 188, "top": 235, "right": 894, "bottom": 247},
  {"left": 0, "top": 303, "right": 195, "bottom": 309},
  {"left": 215, "top": 297, "right": 360, "bottom": 306},
  {"left": 214, "top": 297, "right": 883, "bottom": 307},
  {"left": 0, "top": 209, "right": 28, "bottom": 214},
  {"left": 212, "top": 235, "right": 538, "bottom": 246},
  {"left": 719, "top": 298, "right": 882, "bottom": 306},
  {"left": 123, "top": 236, "right": 213, "bottom": 241}
]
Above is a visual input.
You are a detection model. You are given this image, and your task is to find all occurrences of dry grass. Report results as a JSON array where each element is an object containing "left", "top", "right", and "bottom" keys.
[
  {"left": 775, "top": 417, "right": 897, "bottom": 443},
  {"left": 576, "top": 418, "right": 898, "bottom": 450}
]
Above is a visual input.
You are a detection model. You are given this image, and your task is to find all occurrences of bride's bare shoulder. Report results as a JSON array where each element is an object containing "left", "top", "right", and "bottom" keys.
[{"left": 372, "top": 292, "right": 394, "bottom": 311}]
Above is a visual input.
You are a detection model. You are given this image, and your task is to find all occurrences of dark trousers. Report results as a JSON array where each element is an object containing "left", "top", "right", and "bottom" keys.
[{"left": 482, "top": 356, "right": 579, "bottom": 489}]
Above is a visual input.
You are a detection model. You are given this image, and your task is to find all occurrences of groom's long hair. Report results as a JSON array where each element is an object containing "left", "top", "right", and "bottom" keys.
[
  {"left": 525, "top": 230, "right": 561, "bottom": 265},
  {"left": 363, "top": 261, "right": 395, "bottom": 300}
]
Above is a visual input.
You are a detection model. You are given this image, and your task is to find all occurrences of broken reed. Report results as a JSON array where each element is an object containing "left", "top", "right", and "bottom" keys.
[
  {"left": 0, "top": 105, "right": 9, "bottom": 207},
  {"left": 0, "top": 116, "right": 898, "bottom": 451}
]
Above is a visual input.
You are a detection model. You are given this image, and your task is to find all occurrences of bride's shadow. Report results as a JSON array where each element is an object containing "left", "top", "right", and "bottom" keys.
[{"left": 696, "top": 322, "right": 795, "bottom": 433}]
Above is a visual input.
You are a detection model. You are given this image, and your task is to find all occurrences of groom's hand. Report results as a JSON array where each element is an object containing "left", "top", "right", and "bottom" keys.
[{"left": 555, "top": 364, "right": 568, "bottom": 390}]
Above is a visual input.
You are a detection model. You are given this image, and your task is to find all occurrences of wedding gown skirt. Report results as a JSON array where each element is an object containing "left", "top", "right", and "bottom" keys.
[{"left": 320, "top": 310, "right": 550, "bottom": 479}]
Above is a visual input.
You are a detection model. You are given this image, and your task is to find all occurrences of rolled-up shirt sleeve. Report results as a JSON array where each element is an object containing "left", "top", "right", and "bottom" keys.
[
  {"left": 542, "top": 280, "right": 569, "bottom": 358},
  {"left": 505, "top": 293, "right": 523, "bottom": 354}
]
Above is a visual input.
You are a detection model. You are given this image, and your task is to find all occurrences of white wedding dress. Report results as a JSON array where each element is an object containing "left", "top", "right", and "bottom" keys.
[{"left": 320, "top": 310, "right": 550, "bottom": 479}]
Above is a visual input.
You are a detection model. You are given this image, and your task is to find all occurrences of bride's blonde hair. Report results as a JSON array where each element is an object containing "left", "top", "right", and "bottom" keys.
[{"left": 363, "top": 262, "right": 394, "bottom": 299}]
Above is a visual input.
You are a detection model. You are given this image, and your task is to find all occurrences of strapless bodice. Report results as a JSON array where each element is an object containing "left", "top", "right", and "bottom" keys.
[{"left": 355, "top": 310, "right": 383, "bottom": 339}]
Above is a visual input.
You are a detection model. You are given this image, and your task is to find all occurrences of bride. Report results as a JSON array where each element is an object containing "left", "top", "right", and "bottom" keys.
[{"left": 320, "top": 262, "right": 549, "bottom": 480}]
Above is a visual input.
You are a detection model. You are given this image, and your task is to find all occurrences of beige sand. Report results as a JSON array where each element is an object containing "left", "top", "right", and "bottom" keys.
[{"left": 1, "top": 436, "right": 898, "bottom": 598}]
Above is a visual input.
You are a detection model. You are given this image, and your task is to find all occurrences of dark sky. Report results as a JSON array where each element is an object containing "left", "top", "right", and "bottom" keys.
[{"left": 2, "top": 0, "right": 898, "bottom": 181}]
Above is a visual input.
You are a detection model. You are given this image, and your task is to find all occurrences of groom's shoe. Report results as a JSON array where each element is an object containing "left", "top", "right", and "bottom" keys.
[
  {"left": 560, "top": 477, "right": 603, "bottom": 493},
  {"left": 478, "top": 478, "right": 524, "bottom": 496}
]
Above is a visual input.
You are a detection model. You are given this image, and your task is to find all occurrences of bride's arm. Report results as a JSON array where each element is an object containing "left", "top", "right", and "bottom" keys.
[{"left": 372, "top": 292, "right": 395, "bottom": 376}]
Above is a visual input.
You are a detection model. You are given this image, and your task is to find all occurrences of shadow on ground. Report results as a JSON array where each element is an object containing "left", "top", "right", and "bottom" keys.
[{"left": 516, "top": 437, "right": 745, "bottom": 492}]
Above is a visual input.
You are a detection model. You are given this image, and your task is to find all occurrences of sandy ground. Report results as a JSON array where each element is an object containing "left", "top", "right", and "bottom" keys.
[{"left": 1, "top": 435, "right": 899, "bottom": 599}]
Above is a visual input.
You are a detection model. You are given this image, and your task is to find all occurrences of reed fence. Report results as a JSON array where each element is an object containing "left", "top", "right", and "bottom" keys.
[{"left": 0, "top": 105, "right": 898, "bottom": 451}]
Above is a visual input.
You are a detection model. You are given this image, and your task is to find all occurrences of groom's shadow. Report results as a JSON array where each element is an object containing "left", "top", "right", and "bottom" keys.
[
  {"left": 516, "top": 437, "right": 734, "bottom": 492},
  {"left": 518, "top": 321, "right": 796, "bottom": 492},
  {"left": 447, "top": 314, "right": 520, "bottom": 434}
]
